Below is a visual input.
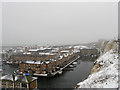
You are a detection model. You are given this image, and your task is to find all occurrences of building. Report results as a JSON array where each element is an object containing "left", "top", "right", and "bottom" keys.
[
  {"left": 1, "top": 74, "right": 37, "bottom": 89},
  {"left": 80, "top": 48, "right": 99, "bottom": 57},
  {"left": 19, "top": 49, "right": 80, "bottom": 76},
  {"left": 19, "top": 60, "right": 53, "bottom": 75},
  {"left": 6, "top": 47, "right": 80, "bottom": 76},
  {"left": 9, "top": 52, "right": 57, "bottom": 64}
]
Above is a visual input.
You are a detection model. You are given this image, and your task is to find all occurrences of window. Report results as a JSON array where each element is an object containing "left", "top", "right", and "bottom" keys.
[
  {"left": 49, "top": 67, "right": 51, "bottom": 70},
  {"left": 36, "top": 65, "right": 40, "bottom": 68},
  {"left": 22, "top": 83, "right": 27, "bottom": 88},
  {"left": 42, "top": 68, "right": 46, "bottom": 71},
  {"left": 28, "top": 67, "right": 31, "bottom": 70}
]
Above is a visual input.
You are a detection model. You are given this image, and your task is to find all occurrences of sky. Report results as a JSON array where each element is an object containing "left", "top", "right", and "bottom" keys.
[{"left": 2, "top": 2, "right": 118, "bottom": 46}]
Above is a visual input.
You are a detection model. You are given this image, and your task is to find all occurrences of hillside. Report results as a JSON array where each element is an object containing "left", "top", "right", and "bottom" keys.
[{"left": 76, "top": 40, "right": 119, "bottom": 88}]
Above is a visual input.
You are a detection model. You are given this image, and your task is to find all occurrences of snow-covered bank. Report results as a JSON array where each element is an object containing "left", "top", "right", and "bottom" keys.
[{"left": 76, "top": 41, "right": 119, "bottom": 88}]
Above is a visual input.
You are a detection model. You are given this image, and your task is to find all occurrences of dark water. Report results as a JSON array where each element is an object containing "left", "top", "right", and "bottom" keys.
[{"left": 2, "top": 59, "right": 94, "bottom": 88}]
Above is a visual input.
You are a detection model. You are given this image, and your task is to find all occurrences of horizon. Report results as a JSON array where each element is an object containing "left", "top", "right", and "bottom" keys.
[{"left": 1, "top": 37, "right": 116, "bottom": 47}]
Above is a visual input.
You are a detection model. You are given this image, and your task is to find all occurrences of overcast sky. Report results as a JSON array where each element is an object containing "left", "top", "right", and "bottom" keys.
[{"left": 2, "top": 2, "right": 118, "bottom": 46}]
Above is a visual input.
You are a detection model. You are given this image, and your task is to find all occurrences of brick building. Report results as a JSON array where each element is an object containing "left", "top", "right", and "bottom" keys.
[
  {"left": 9, "top": 52, "right": 57, "bottom": 63},
  {"left": 19, "top": 60, "right": 54, "bottom": 75},
  {"left": 19, "top": 50, "right": 79, "bottom": 76},
  {"left": 80, "top": 48, "right": 99, "bottom": 58},
  {"left": 1, "top": 74, "right": 37, "bottom": 89}
]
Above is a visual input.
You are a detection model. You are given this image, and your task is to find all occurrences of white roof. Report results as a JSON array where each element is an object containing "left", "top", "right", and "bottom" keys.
[
  {"left": 51, "top": 50, "right": 58, "bottom": 52},
  {"left": 2, "top": 74, "right": 37, "bottom": 83},
  {"left": 24, "top": 60, "right": 51, "bottom": 64},
  {"left": 58, "top": 56, "right": 63, "bottom": 60},
  {"left": 28, "top": 49, "right": 39, "bottom": 52},
  {"left": 39, "top": 47, "right": 45, "bottom": 50},
  {"left": 44, "top": 48, "right": 52, "bottom": 49},
  {"left": 39, "top": 52, "right": 55, "bottom": 55},
  {"left": 63, "top": 54, "right": 68, "bottom": 57},
  {"left": 45, "top": 61, "right": 50, "bottom": 64},
  {"left": 23, "top": 52, "right": 31, "bottom": 55},
  {"left": 25, "top": 61, "right": 41, "bottom": 64},
  {"left": 74, "top": 45, "right": 89, "bottom": 49},
  {"left": 1, "top": 74, "right": 13, "bottom": 81},
  {"left": 68, "top": 46, "right": 73, "bottom": 48},
  {"left": 60, "top": 50, "right": 70, "bottom": 53},
  {"left": 73, "top": 49, "right": 80, "bottom": 53}
]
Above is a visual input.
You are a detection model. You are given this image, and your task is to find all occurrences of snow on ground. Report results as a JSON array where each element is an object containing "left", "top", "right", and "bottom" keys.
[{"left": 77, "top": 50, "right": 118, "bottom": 88}]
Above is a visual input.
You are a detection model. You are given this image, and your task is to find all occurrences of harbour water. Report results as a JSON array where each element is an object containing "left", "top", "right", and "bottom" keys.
[{"left": 2, "top": 59, "right": 94, "bottom": 88}]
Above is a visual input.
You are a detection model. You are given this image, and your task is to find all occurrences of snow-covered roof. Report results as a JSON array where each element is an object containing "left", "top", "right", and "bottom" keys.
[
  {"left": 39, "top": 47, "right": 52, "bottom": 50},
  {"left": 1, "top": 74, "right": 13, "bottom": 81},
  {"left": 39, "top": 47, "right": 45, "bottom": 50},
  {"left": 1, "top": 74, "right": 37, "bottom": 83},
  {"left": 58, "top": 56, "right": 63, "bottom": 60},
  {"left": 25, "top": 61, "right": 41, "bottom": 64},
  {"left": 74, "top": 45, "right": 89, "bottom": 49},
  {"left": 39, "top": 52, "right": 55, "bottom": 55},
  {"left": 15, "top": 75, "right": 28, "bottom": 83},
  {"left": 63, "top": 54, "right": 68, "bottom": 57},
  {"left": 28, "top": 49, "right": 39, "bottom": 52},
  {"left": 23, "top": 60, "right": 52, "bottom": 65},
  {"left": 73, "top": 49, "right": 80, "bottom": 53},
  {"left": 23, "top": 52, "right": 31, "bottom": 55},
  {"left": 45, "top": 61, "right": 50, "bottom": 64},
  {"left": 68, "top": 46, "right": 73, "bottom": 48},
  {"left": 51, "top": 50, "right": 59, "bottom": 52},
  {"left": 44, "top": 48, "right": 52, "bottom": 49},
  {"left": 60, "top": 50, "right": 70, "bottom": 53},
  {"left": 14, "top": 49, "right": 24, "bottom": 53}
]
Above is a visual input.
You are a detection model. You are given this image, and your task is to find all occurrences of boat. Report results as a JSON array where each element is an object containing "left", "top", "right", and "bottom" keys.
[
  {"left": 69, "top": 65, "right": 74, "bottom": 68},
  {"left": 58, "top": 70, "right": 62, "bottom": 75},
  {"left": 72, "top": 62, "right": 77, "bottom": 65}
]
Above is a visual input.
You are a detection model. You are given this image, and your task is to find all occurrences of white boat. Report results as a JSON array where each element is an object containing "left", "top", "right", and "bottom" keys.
[
  {"left": 72, "top": 62, "right": 77, "bottom": 65},
  {"left": 58, "top": 70, "right": 62, "bottom": 75},
  {"left": 69, "top": 65, "right": 74, "bottom": 68}
]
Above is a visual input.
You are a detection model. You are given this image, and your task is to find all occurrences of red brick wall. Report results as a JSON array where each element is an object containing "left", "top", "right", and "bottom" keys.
[{"left": 30, "top": 80, "right": 37, "bottom": 89}]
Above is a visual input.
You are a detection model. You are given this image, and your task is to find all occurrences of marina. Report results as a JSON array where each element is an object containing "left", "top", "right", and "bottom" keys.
[{"left": 2, "top": 59, "right": 94, "bottom": 88}]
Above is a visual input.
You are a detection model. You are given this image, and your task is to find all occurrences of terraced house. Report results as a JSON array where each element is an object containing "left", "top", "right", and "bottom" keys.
[
  {"left": 19, "top": 48, "right": 80, "bottom": 76},
  {"left": 8, "top": 49, "right": 57, "bottom": 63}
]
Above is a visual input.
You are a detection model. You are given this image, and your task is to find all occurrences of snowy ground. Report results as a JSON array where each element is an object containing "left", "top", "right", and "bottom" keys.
[{"left": 76, "top": 50, "right": 119, "bottom": 88}]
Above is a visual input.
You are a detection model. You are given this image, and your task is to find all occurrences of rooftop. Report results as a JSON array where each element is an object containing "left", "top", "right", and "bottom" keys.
[{"left": 1, "top": 74, "right": 37, "bottom": 83}]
